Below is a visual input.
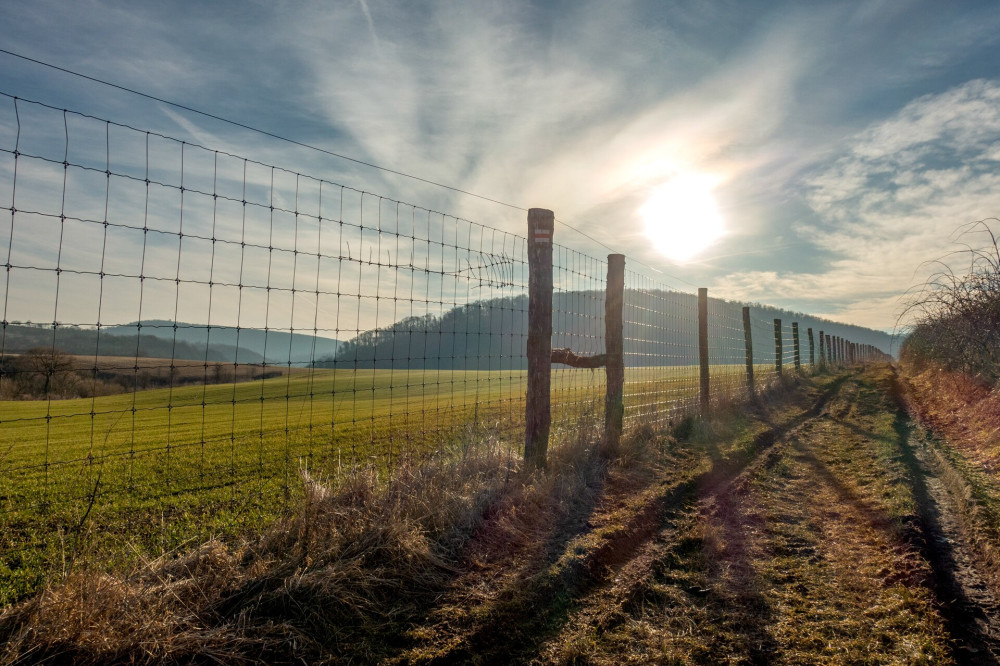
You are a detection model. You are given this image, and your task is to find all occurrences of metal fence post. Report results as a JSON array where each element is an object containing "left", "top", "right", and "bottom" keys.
[
  {"left": 774, "top": 318, "right": 783, "bottom": 376},
  {"left": 604, "top": 254, "right": 625, "bottom": 452},
  {"left": 698, "top": 288, "right": 710, "bottom": 414},
  {"left": 742, "top": 306, "right": 754, "bottom": 397},
  {"left": 525, "top": 208, "right": 554, "bottom": 469}
]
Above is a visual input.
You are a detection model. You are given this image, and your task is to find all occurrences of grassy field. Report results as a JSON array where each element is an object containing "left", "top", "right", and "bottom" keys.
[
  {"left": 0, "top": 361, "right": 774, "bottom": 606},
  {"left": 5, "top": 365, "right": 982, "bottom": 664}
]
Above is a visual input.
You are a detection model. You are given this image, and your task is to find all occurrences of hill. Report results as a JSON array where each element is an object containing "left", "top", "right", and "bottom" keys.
[
  {"left": 325, "top": 290, "right": 893, "bottom": 369},
  {"left": 0, "top": 324, "right": 264, "bottom": 364},
  {"left": 103, "top": 321, "right": 341, "bottom": 366}
]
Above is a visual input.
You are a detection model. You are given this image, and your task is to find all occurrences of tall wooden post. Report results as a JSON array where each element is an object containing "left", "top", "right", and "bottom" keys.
[
  {"left": 826, "top": 334, "right": 833, "bottom": 364},
  {"left": 792, "top": 322, "right": 801, "bottom": 371},
  {"left": 698, "top": 288, "right": 710, "bottom": 414},
  {"left": 807, "top": 327, "right": 815, "bottom": 367},
  {"left": 774, "top": 318, "right": 783, "bottom": 376},
  {"left": 818, "top": 330, "right": 825, "bottom": 366},
  {"left": 742, "top": 306, "right": 754, "bottom": 396},
  {"left": 525, "top": 208, "right": 554, "bottom": 468},
  {"left": 604, "top": 254, "right": 625, "bottom": 452}
]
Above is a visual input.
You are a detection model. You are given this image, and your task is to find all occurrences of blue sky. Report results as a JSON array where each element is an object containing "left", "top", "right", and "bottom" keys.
[{"left": 2, "top": 0, "right": 1000, "bottom": 332}]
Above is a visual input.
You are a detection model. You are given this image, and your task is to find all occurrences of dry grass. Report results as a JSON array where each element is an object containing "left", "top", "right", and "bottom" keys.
[
  {"left": 532, "top": 367, "right": 955, "bottom": 665},
  {"left": 899, "top": 362, "right": 1000, "bottom": 603},
  {"left": 3, "top": 370, "right": 940, "bottom": 665},
  {"left": 0, "top": 414, "right": 622, "bottom": 664},
  {"left": 901, "top": 364, "right": 1000, "bottom": 473}
]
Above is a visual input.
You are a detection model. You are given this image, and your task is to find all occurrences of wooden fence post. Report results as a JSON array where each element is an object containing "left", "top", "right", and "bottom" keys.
[
  {"left": 698, "top": 288, "right": 710, "bottom": 414},
  {"left": 774, "top": 318, "right": 782, "bottom": 376},
  {"left": 742, "top": 306, "right": 754, "bottom": 397},
  {"left": 807, "top": 327, "right": 815, "bottom": 367},
  {"left": 818, "top": 330, "right": 825, "bottom": 366},
  {"left": 792, "top": 322, "right": 801, "bottom": 371},
  {"left": 525, "top": 208, "right": 554, "bottom": 469},
  {"left": 604, "top": 254, "right": 625, "bottom": 452},
  {"left": 826, "top": 334, "right": 833, "bottom": 365}
]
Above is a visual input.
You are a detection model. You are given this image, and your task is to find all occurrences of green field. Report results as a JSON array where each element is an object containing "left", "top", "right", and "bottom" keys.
[{"left": 0, "top": 363, "right": 778, "bottom": 606}]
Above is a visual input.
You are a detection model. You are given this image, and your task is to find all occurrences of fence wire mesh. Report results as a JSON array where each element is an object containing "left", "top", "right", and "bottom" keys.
[{"left": 0, "top": 93, "right": 891, "bottom": 604}]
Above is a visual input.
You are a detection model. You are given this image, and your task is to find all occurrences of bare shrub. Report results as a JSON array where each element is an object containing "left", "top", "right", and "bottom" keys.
[
  {"left": 899, "top": 219, "right": 1000, "bottom": 385},
  {"left": 4, "top": 347, "right": 80, "bottom": 398}
]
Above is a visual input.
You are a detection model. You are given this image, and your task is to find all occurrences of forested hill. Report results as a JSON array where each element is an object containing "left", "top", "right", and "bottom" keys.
[
  {"left": 323, "top": 291, "right": 894, "bottom": 370},
  {"left": 103, "top": 321, "right": 341, "bottom": 366},
  {"left": 0, "top": 323, "right": 264, "bottom": 363}
]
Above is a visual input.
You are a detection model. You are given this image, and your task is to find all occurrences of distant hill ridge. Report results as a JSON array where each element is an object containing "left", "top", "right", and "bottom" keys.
[
  {"left": 104, "top": 321, "right": 342, "bottom": 366},
  {"left": 1, "top": 324, "right": 263, "bottom": 363},
  {"left": 325, "top": 290, "right": 893, "bottom": 370}
]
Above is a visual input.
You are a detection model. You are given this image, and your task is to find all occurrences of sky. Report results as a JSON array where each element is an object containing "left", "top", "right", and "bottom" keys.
[{"left": 2, "top": 0, "right": 1000, "bottom": 335}]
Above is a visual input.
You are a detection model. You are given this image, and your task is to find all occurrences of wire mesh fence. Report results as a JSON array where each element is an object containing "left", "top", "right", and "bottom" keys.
[{"left": 0, "top": 92, "right": 892, "bottom": 603}]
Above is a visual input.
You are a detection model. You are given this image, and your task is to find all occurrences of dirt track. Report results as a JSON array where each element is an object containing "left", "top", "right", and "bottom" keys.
[{"left": 397, "top": 367, "right": 1000, "bottom": 665}]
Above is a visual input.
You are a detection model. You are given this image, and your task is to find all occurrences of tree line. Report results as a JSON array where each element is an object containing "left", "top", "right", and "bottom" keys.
[{"left": 323, "top": 290, "right": 893, "bottom": 370}]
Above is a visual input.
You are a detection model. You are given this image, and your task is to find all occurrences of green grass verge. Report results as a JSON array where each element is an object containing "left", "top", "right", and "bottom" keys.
[{"left": 0, "top": 362, "right": 785, "bottom": 607}]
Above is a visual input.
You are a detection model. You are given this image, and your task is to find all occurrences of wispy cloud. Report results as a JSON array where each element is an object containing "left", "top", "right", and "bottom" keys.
[{"left": 717, "top": 79, "right": 1000, "bottom": 329}]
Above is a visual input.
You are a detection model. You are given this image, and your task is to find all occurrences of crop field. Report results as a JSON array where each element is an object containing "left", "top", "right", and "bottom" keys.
[{"left": 0, "top": 362, "right": 772, "bottom": 605}]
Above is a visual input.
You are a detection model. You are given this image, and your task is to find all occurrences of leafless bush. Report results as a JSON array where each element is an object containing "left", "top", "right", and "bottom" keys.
[
  {"left": 899, "top": 219, "right": 1000, "bottom": 385},
  {"left": 1, "top": 347, "right": 80, "bottom": 398}
]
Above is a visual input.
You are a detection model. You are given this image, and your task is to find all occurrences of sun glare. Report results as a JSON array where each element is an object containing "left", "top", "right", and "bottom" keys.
[{"left": 640, "top": 173, "right": 725, "bottom": 263}]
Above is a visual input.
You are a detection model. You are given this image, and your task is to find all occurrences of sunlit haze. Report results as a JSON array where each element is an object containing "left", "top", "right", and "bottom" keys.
[{"left": 641, "top": 174, "right": 725, "bottom": 263}]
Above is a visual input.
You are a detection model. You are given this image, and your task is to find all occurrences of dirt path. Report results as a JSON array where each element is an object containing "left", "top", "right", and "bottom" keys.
[
  {"left": 530, "top": 367, "right": 1000, "bottom": 664},
  {"left": 388, "top": 367, "right": 1000, "bottom": 664},
  {"left": 907, "top": 424, "right": 1000, "bottom": 662}
]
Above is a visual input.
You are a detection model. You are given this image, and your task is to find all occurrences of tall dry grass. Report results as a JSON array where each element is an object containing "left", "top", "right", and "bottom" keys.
[{"left": 0, "top": 416, "right": 620, "bottom": 664}]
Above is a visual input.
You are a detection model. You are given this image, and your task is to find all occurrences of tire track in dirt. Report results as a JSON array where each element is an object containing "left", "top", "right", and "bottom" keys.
[
  {"left": 395, "top": 378, "right": 847, "bottom": 665},
  {"left": 889, "top": 368, "right": 1000, "bottom": 663},
  {"left": 537, "top": 370, "right": 969, "bottom": 664},
  {"left": 529, "top": 378, "right": 850, "bottom": 665}
]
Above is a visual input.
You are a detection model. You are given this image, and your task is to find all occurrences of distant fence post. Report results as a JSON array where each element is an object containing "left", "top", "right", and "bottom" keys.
[
  {"left": 604, "top": 254, "right": 625, "bottom": 452},
  {"left": 525, "top": 208, "right": 554, "bottom": 469},
  {"left": 742, "top": 306, "right": 754, "bottom": 397},
  {"left": 818, "top": 330, "right": 825, "bottom": 367},
  {"left": 792, "top": 322, "right": 801, "bottom": 372},
  {"left": 807, "top": 327, "right": 815, "bottom": 368},
  {"left": 826, "top": 334, "right": 833, "bottom": 365},
  {"left": 774, "top": 318, "right": 783, "bottom": 376},
  {"left": 698, "top": 288, "right": 710, "bottom": 414}
]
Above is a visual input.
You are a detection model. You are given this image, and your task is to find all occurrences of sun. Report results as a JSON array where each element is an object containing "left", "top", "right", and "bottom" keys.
[{"left": 640, "top": 173, "right": 725, "bottom": 263}]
